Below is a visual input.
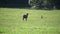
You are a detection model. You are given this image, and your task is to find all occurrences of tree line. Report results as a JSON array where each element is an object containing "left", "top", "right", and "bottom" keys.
[
  {"left": 28, "top": 0, "right": 60, "bottom": 9},
  {"left": 0, "top": 0, "right": 60, "bottom": 9}
]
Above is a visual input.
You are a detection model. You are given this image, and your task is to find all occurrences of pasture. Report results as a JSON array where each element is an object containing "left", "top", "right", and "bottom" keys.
[{"left": 0, "top": 8, "right": 60, "bottom": 34}]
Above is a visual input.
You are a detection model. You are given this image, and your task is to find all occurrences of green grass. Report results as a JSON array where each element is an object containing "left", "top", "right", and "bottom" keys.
[{"left": 0, "top": 8, "right": 60, "bottom": 34}]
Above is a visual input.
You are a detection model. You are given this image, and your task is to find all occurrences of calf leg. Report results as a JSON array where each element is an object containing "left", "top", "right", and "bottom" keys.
[{"left": 26, "top": 18, "right": 27, "bottom": 21}]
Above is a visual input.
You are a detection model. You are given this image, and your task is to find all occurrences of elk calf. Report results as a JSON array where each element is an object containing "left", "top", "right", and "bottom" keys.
[{"left": 23, "top": 13, "right": 28, "bottom": 21}]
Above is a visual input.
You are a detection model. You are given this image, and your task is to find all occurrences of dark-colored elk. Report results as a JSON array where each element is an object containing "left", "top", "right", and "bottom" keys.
[{"left": 23, "top": 13, "right": 28, "bottom": 21}]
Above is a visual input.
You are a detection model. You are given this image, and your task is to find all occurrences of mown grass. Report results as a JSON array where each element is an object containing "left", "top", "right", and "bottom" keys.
[{"left": 0, "top": 8, "right": 60, "bottom": 34}]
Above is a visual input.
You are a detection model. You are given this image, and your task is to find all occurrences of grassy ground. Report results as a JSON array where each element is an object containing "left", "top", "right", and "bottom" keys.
[{"left": 0, "top": 8, "right": 60, "bottom": 34}]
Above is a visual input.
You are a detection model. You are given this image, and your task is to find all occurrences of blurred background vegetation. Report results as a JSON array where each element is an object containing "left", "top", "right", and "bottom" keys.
[{"left": 0, "top": 0, "right": 60, "bottom": 9}]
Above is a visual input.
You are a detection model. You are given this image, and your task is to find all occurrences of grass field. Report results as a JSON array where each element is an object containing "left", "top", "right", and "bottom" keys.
[{"left": 0, "top": 8, "right": 60, "bottom": 34}]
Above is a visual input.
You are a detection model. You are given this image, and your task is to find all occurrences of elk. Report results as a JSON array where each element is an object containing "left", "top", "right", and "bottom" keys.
[{"left": 23, "top": 13, "right": 28, "bottom": 21}]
